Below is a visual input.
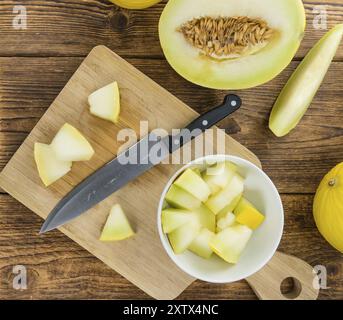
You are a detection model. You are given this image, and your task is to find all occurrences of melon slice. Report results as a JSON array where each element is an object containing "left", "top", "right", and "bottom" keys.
[
  {"left": 216, "top": 211, "right": 236, "bottom": 232},
  {"left": 109, "top": 0, "right": 161, "bottom": 9},
  {"left": 234, "top": 198, "right": 265, "bottom": 230},
  {"left": 34, "top": 143, "right": 72, "bottom": 187},
  {"left": 189, "top": 228, "right": 215, "bottom": 259},
  {"left": 174, "top": 168, "right": 211, "bottom": 202},
  {"left": 88, "top": 81, "right": 121, "bottom": 124},
  {"left": 50, "top": 123, "right": 95, "bottom": 162},
  {"left": 165, "top": 184, "right": 202, "bottom": 210},
  {"left": 168, "top": 220, "right": 201, "bottom": 254},
  {"left": 210, "top": 225, "right": 253, "bottom": 264},
  {"left": 159, "top": 0, "right": 306, "bottom": 89},
  {"left": 203, "top": 161, "right": 237, "bottom": 194},
  {"left": 161, "top": 208, "right": 197, "bottom": 234},
  {"left": 205, "top": 174, "right": 244, "bottom": 214},
  {"left": 194, "top": 205, "right": 216, "bottom": 232},
  {"left": 100, "top": 204, "right": 134, "bottom": 241},
  {"left": 269, "top": 24, "right": 343, "bottom": 137}
]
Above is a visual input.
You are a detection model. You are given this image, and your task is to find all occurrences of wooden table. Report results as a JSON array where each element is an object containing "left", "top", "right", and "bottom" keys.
[{"left": 0, "top": 0, "right": 342, "bottom": 300}]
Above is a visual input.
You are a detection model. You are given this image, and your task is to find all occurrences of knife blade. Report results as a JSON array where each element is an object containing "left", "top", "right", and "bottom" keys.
[{"left": 40, "top": 94, "right": 241, "bottom": 233}]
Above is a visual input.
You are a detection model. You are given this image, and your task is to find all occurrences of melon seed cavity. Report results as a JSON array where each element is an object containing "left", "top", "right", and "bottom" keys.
[{"left": 178, "top": 16, "right": 274, "bottom": 58}]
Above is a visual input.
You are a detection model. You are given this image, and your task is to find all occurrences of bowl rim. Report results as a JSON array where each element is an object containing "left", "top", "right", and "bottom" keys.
[{"left": 157, "top": 154, "right": 284, "bottom": 283}]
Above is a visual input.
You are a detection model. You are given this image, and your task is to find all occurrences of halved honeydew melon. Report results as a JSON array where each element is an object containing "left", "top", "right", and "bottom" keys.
[
  {"left": 269, "top": 24, "right": 343, "bottom": 137},
  {"left": 165, "top": 184, "right": 202, "bottom": 210},
  {"left": 168, "top": 220, "right": 201, "bottom": 254},
  {"left": 161, "top": 208, "right": 197, "bottom": 234},
  {"left": 88, "top": 81, "right": 121, "bottom": 124},
  {"left": 34, "top": 143, "right": 72, "bottom": 187},
  {"left": 100, "top": 204, "right": 135, "bottom": 241},
  {"left": 189, "top": 228, "right": 215, "bottom": 259},
  {"left": 174, "top": 168, "right": 211, "bottom": 202},
  {"left": 50, "top": 123, "right": 95, "bottom": 162},
  {"left": 216, "top": 211, "right": 236, "bottom": 232},
  {"left": 203, "top": 161, "right": 237, "bottom": 194},
  {"left": 234, "top": 198, "right": 265, "bottom": 230},
  {"left": 205, "top": 174, "right": 244, "bottom": 214},
  {"left": 159, "top": 0, "right": 306, "bottom": 89},
  {"left": 210, "top": 224, "right": 253, "bottom": 264},
  {"left": 194, "top": 205, "right": 216, "bottom": 232}
]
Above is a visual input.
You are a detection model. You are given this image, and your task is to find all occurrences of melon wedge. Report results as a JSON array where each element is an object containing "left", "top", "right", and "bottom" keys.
[
  {"left": 174, "top": 168, "right": 211, "bottom": 202},
  {"left": 159, "top": 0, "right": 306, "bottom": 89},
  {"left": 234, "top": 198, "right": 265, "bottom": 230},
  {"left": 194, "top": 205, "right": 216, "bottom": 232},
  {"left": 216, "top": 211, "right": 236, "bottom": 232},
  {"left": 269, "top": 24, "right": 343, "bottom": 137},
  {"left": 88, "top": 81, "right": 121, "bottom": 124},
  {"left": 203, "top": 161, "right": 237, "bottom": 194},
  {"left": 100, "top": 204, "right": 134, "bottom": 241},
  {"left": 161, "top": 208, "right": 197, "bottom": 234},
  {"left": 165, "top": 184, "right": 202, "bottom": 210},
  {"left": 189, "top": 228, "right": 215, "bottom": 259},
  {"left": 168, "top": 220, "right": 201, "bottom": 254},
  {"left": 50, "top": 123, "right": 95, "bottom": 162},
  {"left": 205, "top": 174, "right": 244, "bottom": 214},
  {"left": 34, "top": 143, "right": 72, "bottom": 187},
  {"left": 210, "top": 225, "right": 253, "bottom": 264}
]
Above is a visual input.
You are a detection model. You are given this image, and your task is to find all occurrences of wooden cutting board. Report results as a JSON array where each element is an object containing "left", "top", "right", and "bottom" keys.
[{"left": 0, "top": 45, "right": 261, "bottom": 299}]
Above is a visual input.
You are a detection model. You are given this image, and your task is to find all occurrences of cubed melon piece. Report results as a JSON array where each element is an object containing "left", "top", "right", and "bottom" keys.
[
  {"left": 194, "top": 205, "right": 216, "bottom": 232},
  {"left": 165, "top": 184, "right": 201, "bottom": 210},
  {"left": 234, "top": 198, "right": 265, "bottom": 230},
  {"left": 216, "top": 211, "right": 236, "bottom": 232},
  {"left": 50, "top": 123, "right": 94, "bottom": 162},
  {"left": 189, "top": 228, "right": 215, "bottom": 259},
  {"left": 88, "top": 81, "right": 121, "bottom": 123},
  {"left": 205, "top": 174, "right": 244, "bottom": 214},
  {"left": 100, "top": 204, "right": 134, "bottom": 241},
  {"left": 210, "top": 225, "right": 253, "bottom": 264},
  {"left": 174, "top": 168, "right": 211, "bottom": 202},
  {"left": 168, "top": 220, "right": 200, "bottom": 254},
  {"left": 161, "top": 208, "right": 197, "bottom": 234},
  {"left": 202, "top": 161, "right": 237, "bottom": 194},
  {"left": 34, "top": 143, "right": 72, "bottom": 187}
]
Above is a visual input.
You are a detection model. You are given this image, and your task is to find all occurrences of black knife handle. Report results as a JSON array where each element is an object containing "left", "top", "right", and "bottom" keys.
[{"left": 167, "top": 94, "right": 241, "bottom": 153}]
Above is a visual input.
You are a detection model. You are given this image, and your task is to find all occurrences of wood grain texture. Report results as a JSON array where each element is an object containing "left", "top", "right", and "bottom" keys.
[
  {"left": 0, "top": 46, "right": 261, "bottom": 299},
  {"left": 1, "top": 57, "right": 342, "bottom": 193},
  {"left": 0, "top": 0, "right": 343, "bottom": 300},
  {"left": 0, "top": 1, "right": 342, "bottom": 58}
]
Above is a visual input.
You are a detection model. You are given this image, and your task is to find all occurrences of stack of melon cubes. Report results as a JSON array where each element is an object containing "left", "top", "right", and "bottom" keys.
[{"left": 161, "top": 161, "right": 265, "bottom": 264}]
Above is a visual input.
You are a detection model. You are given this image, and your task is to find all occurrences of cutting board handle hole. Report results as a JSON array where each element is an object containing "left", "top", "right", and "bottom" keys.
[{"left": 280, "top": 277, "right": 302, "bottom": 299}]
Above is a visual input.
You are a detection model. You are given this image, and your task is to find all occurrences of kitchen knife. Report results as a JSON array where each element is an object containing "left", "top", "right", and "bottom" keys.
[{"left": 40, "top": 94, "right": 241, "bottom": 233}]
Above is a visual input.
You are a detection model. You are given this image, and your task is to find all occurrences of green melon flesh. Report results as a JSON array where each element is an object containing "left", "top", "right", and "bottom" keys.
[
  {"left": 216, "top": 211, "right": 236, "bottom": 232},
  {"left": 210, "top": 224, "right": 253, "bottom": 264},
  {"left": 174, "top": 168, "right": 211, "bottom": 202},
  {"left": 189, "top": 228, "right": 215, "bottom": 259},
  {"left": 194, "top": 205, "right": 216, "bottom": 232},
  {"left": 202, "top": 161, "right": 237, "bottom": 194},
  {"left": 161, "top": 209, "right": 197, "bottom": 234},
  {"left": 165, "top": 184, "right": 202, "bottom": 210},
  {"left": 269, "top": 24, "right": 343, "bottom": 137},
  {"left": 100, "top": 205, "right": 134, "bottom": 241},
  {"left": 168, "top": 220, "right": 201, "bottom": 254},
  {"left": 205, "top": 174, "right": 244, "bottom": 214},
  {"left": 159, "top": 0, "right": 306, "bottom": 89}
]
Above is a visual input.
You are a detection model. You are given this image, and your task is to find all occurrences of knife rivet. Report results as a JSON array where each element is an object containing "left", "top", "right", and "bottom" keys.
[
  {"left": 231, "top": 100, "right": 237, "bottom": 107},
  {"left": 174, "top": 139, "right": 180, "bottom": 145},
  {"left": 202, "top": 120, "right": 208, "bottom": 126}
]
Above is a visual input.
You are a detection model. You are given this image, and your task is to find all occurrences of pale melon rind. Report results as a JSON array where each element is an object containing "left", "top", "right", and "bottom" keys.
[
  {"left": 159, "top": 0, "right": 306, "bottom": 90},
  {"left": 109, "top": 0, "right": 161, "bottom": 9}
]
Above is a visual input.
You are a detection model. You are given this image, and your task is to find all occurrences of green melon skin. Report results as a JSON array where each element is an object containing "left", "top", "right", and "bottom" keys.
[
  {"left": 269, "top": 24, "right": 343, "bottom": 137},
  {"left": 159, "top": 0, "right": 306, "bottom": 90}
]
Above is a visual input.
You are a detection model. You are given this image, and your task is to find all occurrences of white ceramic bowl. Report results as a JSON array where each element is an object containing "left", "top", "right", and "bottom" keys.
[{"left": 157, "top": 155, "right": 284, "bottom": 283}]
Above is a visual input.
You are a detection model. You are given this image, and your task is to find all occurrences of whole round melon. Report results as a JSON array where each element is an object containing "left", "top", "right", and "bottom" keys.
[{"left": 159, "top": 0, "right": 306, "bottom": 89}]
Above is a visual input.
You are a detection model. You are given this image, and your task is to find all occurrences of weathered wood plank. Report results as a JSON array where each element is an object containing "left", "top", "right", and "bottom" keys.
[
  {"left": 1, "top": 57, "right": 342, "bottom": 193},
  {"left": 0, "top": 0, "right": 342, "bottom": 59},
  {"left": 0, "top": 194, "right": 341, "bottom": 300}
]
